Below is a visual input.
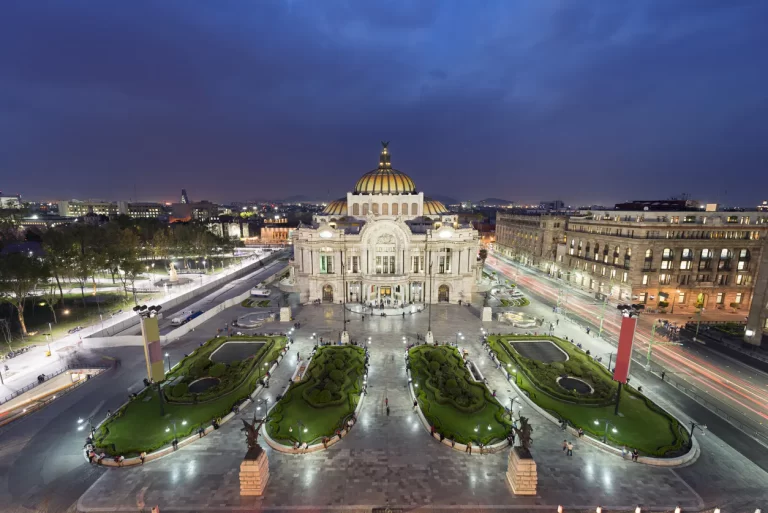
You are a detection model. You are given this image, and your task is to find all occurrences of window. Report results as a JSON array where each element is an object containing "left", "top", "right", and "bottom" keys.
[
  {"left": 720, "top": 248, "right": 731, "bottom": 259},
  {"left": 716, "top": 292, "right": 724, "bottom": 304},
  {"left": 678, "top": 292, "right": 685, "bottom": 304},
  {"left": 680, "top": 260, "right": 692, "bottom": 270},
  {"left": 401, "top": 203, "right": 408, "bottom": 215},
  {"left": 737, "top": 260, "right": 747, "bottom": 270},
  {"left": 622, "top": 272, "right": 628, "bottom": 283},
  {"left": 735, "top": 293, "right": 743, "bottom": 304},
  {"left": 717, "top": 274, "right": 729, "bottom": 285},
  {"left": 391, "top": 203, "right": 398, "bottom": 215},
  {"left": 382, "top": 203, "right": 389, "bottom": 215},
  {"left": 320, "top": 255, "right": 334, "bottom": 274},
  {"left": 352, "top": 204, "right": 360, "bottom": 216},
  {"left": 645, "top": 249, "right": 653, "bottom": 259},
  {"left": 372, "top": 203, "right": 379, "bottom": 214},
  {"left": 411, "top": 255, "right": 424, "bottom": 273},
  {"left": 351, "top": 256, "right": 359, "bottom": 273},
  {"left": 411, "top": 202, "right": 418, "bottom": 215},
  {"left": 662, "top": 248, "right": 673, "bottom": 259},
  {"left": 699, "top": 248, "right": 712, "bottom": 270},
  {"left": 438, "top": 249, "right": 452, "bottom": 273},
  {"left": 736, "top": 274, "right": 745, "bottom": 285},
  {"left": 642, "top": 275, "right": 649, "bottom": 285},
  {"left": 638, "top": 292, "right": 647, "bottom": 303},
  {"left": 376, "top": 256, "right": 395, "bottom": 274},
  {"left": 362, "top": 204, "right": 369, "bottom": 215},
  {"left": 659, "top": 273, "right": 671, "bottom": 285},
  {"left": 681, "top": 248, "right": 692, "bottom": 259}
]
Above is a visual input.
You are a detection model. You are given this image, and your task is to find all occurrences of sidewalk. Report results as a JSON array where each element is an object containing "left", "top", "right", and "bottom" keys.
[{"left": 0, "top": 251, "right": 286, "bottom": 401}]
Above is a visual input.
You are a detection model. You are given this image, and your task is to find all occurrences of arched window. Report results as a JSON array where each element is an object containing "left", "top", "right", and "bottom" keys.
[
  {"left": 352, "top": 204, "right": 360, "bottom": 216},
  {"left": 645, "top": 249, "right": 653, "bottom": 259},
  {"left": 372, "top": 203, "right": 379, "bottom": 214},
  {"left": 411, "top": 202, "right": 418, "bottom": 215},
  {"left": 402, "top": 203, "right": 408, "bottom": 215},
  {"left": 662, "top": 248, "right": 673, "bottom": 259},
  {"left": 392, "top": 203, "right": 398, "bottom": 215},
  {"left": 382, "top": 203, "right": 389, "bottom": 215},
  {"left": 362, "top": 204, "right": 369, "bottom": 215}
]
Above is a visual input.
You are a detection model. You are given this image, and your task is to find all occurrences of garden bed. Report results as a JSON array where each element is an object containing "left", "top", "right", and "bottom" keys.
[
  {"left": 241, "top": 298, "right": 271, "bottom": 308},
  {"left": 500, "top": 297, "right": 529, "bottom": 307},
  {"left": 488, "top": 334, "right": 690, "bottom": 457},
  {"left": 408, "top": 345, "right": 510, "bottom": 445},
  {"left": 266, "top": 346, "right": 365, "bottom": 446},
  {"left": 94, "top": 335, "right": 286, "bottom": 455}
]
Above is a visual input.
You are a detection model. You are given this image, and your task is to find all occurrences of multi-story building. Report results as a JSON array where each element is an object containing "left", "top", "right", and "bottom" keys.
[
  {"left": 495, "top": 212, "right": 567, "bottom": 273},
  {"left": 116, "top": 201, "right": 163, "bottom": 219},
  {"left": 58, "top": 200, "right": 118, "bottom": 217},
  {"left": 292, "top": 143, "right": 480, "bottom": 304},
  {"left": 0, "top": 193, "right": 22, "bottom": 209},
  {"left": 497, "top": 209, "right": 768, "bottom": 342}
]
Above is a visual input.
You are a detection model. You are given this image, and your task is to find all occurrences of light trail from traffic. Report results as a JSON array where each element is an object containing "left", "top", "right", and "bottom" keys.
[{"left": 487, "top": 254, "right": 768, "bottom": 427}]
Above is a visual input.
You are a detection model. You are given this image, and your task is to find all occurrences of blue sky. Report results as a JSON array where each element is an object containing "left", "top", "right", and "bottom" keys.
[{"left": 1, "top": 0, "right": 766, "bottom": 206}]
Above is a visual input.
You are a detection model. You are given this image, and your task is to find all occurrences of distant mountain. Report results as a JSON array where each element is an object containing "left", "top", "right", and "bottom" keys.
[
  {"left": 429, "top": 194, "right": 459, "bottom": 206},
  {"left": 476, "top": 197, "right": 514, "bottom": 206}
]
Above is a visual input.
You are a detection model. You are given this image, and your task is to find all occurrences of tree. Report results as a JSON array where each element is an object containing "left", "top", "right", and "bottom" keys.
[
  {"left": 69, "top": 225, "right": 102, "bottom": 306},
  {"left": 0, "top": 318, "right": 12, "bottom": 353},
  {"left": 40, "top": 280, "right": 61, "bottom": 324},
  {"left": 118, "top": 259, "right": 144, "bottom": 305},
  {"left": 41, "top": 229, "right": 75, "bottom": 300},
  {"left": 0, "top": 252, "right": 49, "bottom": 335}
]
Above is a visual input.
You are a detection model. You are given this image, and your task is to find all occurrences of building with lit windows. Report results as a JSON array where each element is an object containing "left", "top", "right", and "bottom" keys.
[
  {"left": 291, "top": 143, "right": 481, "bottom": 305},
  {"left": 496, "top": 209, "right": 768, "bottom": 344}
]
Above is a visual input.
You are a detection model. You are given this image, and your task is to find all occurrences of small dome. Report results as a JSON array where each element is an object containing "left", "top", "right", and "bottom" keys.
[
  {"left": 423, "top": 197, "right": 448, "bottom": 215},
  {"left": 354, "top": 142, "right": 417, "bottom": 195},
  {"left": 323, "top": 198, "right": 347, "bottom": 215}
]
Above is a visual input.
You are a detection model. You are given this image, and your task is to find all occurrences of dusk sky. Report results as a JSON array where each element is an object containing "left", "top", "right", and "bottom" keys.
[{"left": 1, "top": 1, "right": 767, "bottom": 206}]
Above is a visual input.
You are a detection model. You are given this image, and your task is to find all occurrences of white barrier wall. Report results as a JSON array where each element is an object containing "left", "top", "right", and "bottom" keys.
[{"left": 85, "top": 253, "right": 287, "bottom": 340}]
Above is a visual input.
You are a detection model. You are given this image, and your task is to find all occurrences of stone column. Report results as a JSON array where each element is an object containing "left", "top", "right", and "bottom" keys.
[
  {"left": 505, "top": 447, "right": 537, "bottom": 496},
  {"left": 240, "top": 447, "right": 269, "bottom": 496},
  {"left": 745, "top": 238, "right": 768, "bottom": 346}
]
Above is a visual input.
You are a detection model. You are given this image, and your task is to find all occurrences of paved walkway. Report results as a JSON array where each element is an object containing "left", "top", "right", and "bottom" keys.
[{"left": 76, "top": 304, "right": 755, "bottom": 511}]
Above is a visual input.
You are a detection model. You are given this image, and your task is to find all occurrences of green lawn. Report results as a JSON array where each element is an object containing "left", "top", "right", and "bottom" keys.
[
  {"left": 409, "top": 345, "right": 510, "bottom": 445},
  {"left": 500, "top": 297, "right": 529, "bottom": 307},
  {"left": 488, "top": 335, "right": 690, "bottom": 456},
  {"left": 94, "top": 335, "right": 286, "bottom": 455},
  {"left": 266, "top": 346, "right": 365, "bottom": 445}
]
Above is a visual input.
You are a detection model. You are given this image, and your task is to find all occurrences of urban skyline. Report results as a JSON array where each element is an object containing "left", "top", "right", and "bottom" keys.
[{"left": 2, "top": 1, "right": 768, "bottom": 205}]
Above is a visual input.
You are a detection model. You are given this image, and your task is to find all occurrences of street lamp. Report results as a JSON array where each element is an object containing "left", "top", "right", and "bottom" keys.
[
  {"left": 78, "top": 416, "right": 96, "bottom": 438},
  {"left": 456, "top": 332, "right": 462, "bottom": 345},
  {"left": 671, "top": 289, "right": 680, "bottom": 314},
  {"left": 165, "top": 352, "right": 172, "bottom": 372},
  {"left": 594, "top": 418, "right": 618, "bottom": 443}
]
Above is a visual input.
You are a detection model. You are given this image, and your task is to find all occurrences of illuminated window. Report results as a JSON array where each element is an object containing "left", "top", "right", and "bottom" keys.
[
  {"left": 735, "top": 293, "right": 743, "bottom": 304},
  {"left": 642, "top": 275, "right": 649, "bottom": 285},
  {"left": 716, "top": 292, "right": 724, "bottom": 304},
  {"left": 622, "top": 272, "right": 628, "bottom": 283}
]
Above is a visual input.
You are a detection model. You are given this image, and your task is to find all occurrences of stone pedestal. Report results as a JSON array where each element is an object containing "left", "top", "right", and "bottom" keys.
[
  {"left": 425, "top": 331, "right": 434, "bottom": 344},
  {"left": 341, "top": 331, "right": 350, "bottom": 344},
  {"left": 279, "top": 307, "right": 291, "bottom": 322},
  {"left": 240, "top": 447, "right": 269, "bottom": 496},
  {"left": 506, "top": 447, "right": 537, "bottom": 496},
  {"left": 482, "top": 306, "right": 492, "bottom": 322}
]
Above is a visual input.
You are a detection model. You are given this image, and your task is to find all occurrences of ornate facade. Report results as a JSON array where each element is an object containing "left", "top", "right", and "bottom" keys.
[{"left": 292, "top": 143, "right": 480, "bottom": 305}]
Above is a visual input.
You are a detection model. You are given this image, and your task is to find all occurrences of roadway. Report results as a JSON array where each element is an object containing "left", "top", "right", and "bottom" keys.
[
  {"left": 0, "top": 251, "right": 288, "bottom": 401},
  {"left": 486, "top": 252, "right": 768, "bottom": 448},
  {"left": 0, "top": 258, "right": 289, "bottom": 513}
]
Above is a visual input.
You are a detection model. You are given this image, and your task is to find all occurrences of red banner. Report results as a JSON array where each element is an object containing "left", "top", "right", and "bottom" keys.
[{"left": 613, "top": 316, "right": 637, "bottom": 384}]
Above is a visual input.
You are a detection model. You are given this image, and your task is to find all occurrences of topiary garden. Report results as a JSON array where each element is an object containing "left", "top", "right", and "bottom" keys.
[
  {"left": 408, "top": 345, "right": 510, "bottom": 445},
  {"left": 266, "top": 345, "right": 366, "bottom": 446},
  {"left": 488, "top": 334, "right": 690, "bottom": 457},
  {"left": 93, "top": 335, "right": 286, "bottom": 456}
]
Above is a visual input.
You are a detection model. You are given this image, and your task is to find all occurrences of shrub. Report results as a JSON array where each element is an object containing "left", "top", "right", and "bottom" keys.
[
  {"left": 329, "top": 369, "right": 345, "bottom": 384},
  {"left": 171, "top": 382, "right": 188, "bottom": 398},
  {"left": 190, "top": 359, "right": 211, "bottom": 379},
  {"left": 209, "top": 363, "right": 226, "bottom": 378},
  {"left": 316, "top": 390, "right": 333, "bottom": 403},
  {"left": 429, "top": 361, "right": 441, "bottom": 372},
  {"left": 334, "top": 358, "right": 346, "bottom": 370}
]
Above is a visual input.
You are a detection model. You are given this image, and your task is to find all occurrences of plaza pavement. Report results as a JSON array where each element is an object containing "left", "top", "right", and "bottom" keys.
[{"left": 76, "top": 303, "right": 768, "bottom": 512}]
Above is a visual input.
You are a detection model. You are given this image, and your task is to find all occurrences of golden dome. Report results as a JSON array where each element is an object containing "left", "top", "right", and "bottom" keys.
[
  {"left": 423, "top": 197, "right": 448, "bottom": 215},
  {"left": 354, "top": 142, "right": 417, "bottom": 195},
  {"left": 323, "top": 198, "right": 347, "bottom": 216}
]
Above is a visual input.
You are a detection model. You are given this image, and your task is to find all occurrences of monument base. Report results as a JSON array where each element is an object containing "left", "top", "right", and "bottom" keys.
[
  {"left": 482, "top": 306, "right": 492, "bottom": 322},
  {"left": 341, "top": 331, "right": 350, "bottom": 344},
  {"left": 425, "top": 331, "right": 434, "bottom": 344},
  {"left": 505, "top": 447, "right": 537, "bottom": 496},
  {"left": 279, "top": 306, "right": 291, "bottom": 322},
  {"left": 240, "top": 447, "right": 269, "bottom": 496}
]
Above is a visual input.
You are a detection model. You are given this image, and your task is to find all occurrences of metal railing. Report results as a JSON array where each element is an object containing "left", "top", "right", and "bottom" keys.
[{"left": 0, "top": 362, "right": 112, "bottom": 406}]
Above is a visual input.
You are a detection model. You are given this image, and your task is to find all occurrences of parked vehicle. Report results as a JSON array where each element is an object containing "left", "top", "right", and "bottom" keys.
[
  {"left": 250, "top": 287, "right": 271, "bottom": 298},
  {"left": 171, "top": 310, "right": 203, "bottom": 326}
]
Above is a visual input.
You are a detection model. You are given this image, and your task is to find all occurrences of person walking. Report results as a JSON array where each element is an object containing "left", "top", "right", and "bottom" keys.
[
  {"left": 562, "top": 439, "right": 568, "bottom": 452},
  {"left": 140, "top": 451, "right": 146, "bottom": 465},
  {"left": 385, "top": 397, "right": 388, "bottom": 407},
  {"left": 566, "top": 441, "right": 574, "bottom": 456},
  {"left": 386, "top": 405, "right": 390, "bottom": 416},
  {"left": 621, "top": 446, "right": 628, "bottom": 459},
  {"left": 632, "top": 448, "right": 639, "bottom": 462}
]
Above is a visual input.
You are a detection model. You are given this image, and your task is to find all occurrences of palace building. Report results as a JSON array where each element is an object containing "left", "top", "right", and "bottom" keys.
[{"left": 291, "top": 143, "right": 481, "bottom": 305}]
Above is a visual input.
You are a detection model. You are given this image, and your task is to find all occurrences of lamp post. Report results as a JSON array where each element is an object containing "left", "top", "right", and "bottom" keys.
[
  {"left": 594, "top": 418, "right": 618, "bottom": 443},
  {"left": 78, "top": 415, "right": 97, "bottom": 438},
  {"left": 689, "top": 421, "right": 707, "bottom": 438},
  {"left": 165, "top": 352, "right": 172, "bottom": 373},
  {"left": 670, "top": 289, "right": 680, "bottom": 314}
]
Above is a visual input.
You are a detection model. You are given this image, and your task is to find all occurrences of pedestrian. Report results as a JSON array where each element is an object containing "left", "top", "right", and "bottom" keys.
[
  {"left": 465, "top": 444, "right": 472, "bottom": 454},
  {"left": 297, "top": 351, "right": 300, "bottom": 361},
  {"left": 562, "top": 439, "right": 568, "bottom": 452},
  {"left": 578, "top": 427, "right": 584, "bottom": 438},
  {"left": 106, "top": 409, "right": 112, "bottom": 418},
  {"left": 632, "top": 448, "right": 639, "bottom": 462},
  {"left": 385, "top": 397, "right": 388, "bottom": 407},
  {"left": 621, "top": 446, "right": 627, "bottom": 459},
  {"left": 566, "top": 441, "right": 574, "bottom": 456},
  {"left": 140, "top": 451, "right": 146, "bottom": 464},
  {"left": 660, "top": 371, "right": 665, "bottom": 381},
  {"left": 556, "top": 319, "right": 559, "bottom": 326},
  {"left": 172, "top": 439, "right": 178, "bottom": 450},
  {"left": 413, "top": 399, "right": 418, "bottom": 410},
  {"left": 386, "top": 405, "right": 390, "bottom": 416}
]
